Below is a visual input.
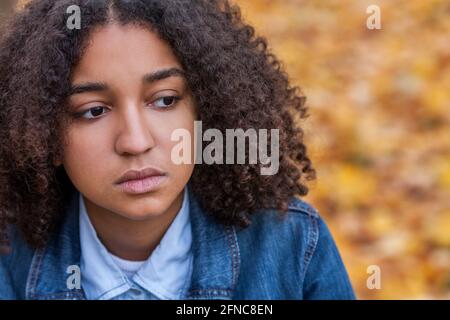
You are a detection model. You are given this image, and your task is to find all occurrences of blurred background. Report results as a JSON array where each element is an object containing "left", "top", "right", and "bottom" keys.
[
  {"left": 3, "top": 0, "right": 450, "bottom": 299},
  {"left": 237, "top": 0, "right": 450, "bottom": 299}
]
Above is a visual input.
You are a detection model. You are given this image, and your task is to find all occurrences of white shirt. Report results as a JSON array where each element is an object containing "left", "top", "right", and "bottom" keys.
[{"left": 79, "top": 187, "right": 193, "bottom": 300}]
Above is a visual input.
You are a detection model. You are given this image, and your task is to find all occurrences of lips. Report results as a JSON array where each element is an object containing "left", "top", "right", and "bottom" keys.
[
  {"left": 115, "top": 166, "right": 166, "bottom": 185},
  {"left": 114, "top": 166, "right": 167, "bottom": 194}
]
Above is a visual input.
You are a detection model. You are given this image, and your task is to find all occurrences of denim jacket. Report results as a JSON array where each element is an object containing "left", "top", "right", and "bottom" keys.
[{"left": 0, "top": 185, "right": 356, "bottom": 300}]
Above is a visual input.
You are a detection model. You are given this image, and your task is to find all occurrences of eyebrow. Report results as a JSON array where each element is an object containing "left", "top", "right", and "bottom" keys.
[
  {"left": 69, "top": 67, "right": 186, "bottom": 96},
  {"left": 143, "top": 68, "right": 185, "bottom": 84}
]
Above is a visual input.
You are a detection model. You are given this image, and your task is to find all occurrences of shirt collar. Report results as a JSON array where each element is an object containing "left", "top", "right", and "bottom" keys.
[{"left": 79, "top": 187, "right": 192, "bottom": 300}]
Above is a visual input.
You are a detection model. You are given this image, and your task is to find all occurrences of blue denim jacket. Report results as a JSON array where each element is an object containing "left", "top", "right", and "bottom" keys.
[{"left": 0, "top": 185, "right": 356, "bottom": 300}]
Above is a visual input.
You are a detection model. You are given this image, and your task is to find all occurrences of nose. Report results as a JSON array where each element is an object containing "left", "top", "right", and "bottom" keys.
[{"left": 115, "top": 102, "right": 155, "bottom": 156}]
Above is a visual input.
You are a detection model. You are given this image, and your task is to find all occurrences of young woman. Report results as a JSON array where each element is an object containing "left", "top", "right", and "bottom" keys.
[{"left": 0, "top": 0, "right": 355, "bottom": 300}]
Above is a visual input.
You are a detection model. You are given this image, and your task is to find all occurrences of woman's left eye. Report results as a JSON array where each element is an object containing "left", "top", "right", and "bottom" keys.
[{"left": 151, "top": 96, "right": 181, "bottom": 109}]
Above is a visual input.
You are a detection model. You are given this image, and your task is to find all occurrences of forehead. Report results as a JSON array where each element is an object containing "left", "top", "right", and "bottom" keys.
[{"left": 71, "top": 23, "right": 182, "bottom": 83}]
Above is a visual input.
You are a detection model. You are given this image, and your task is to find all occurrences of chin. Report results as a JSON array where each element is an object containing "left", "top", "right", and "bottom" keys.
[{"left": 117, "top": 201, "right": 168, "bottom": 221}]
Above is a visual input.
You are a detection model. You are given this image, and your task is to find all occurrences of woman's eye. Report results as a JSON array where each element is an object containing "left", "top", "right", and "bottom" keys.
[
  {"left": 79, "top": 106, "right": 109, "bottom": 119},
  {"left": 151, "top": 96, "right": 180, "bottom": 109},
  {"left": 73, "top": 96, "right": 179, "bottom": 119}
]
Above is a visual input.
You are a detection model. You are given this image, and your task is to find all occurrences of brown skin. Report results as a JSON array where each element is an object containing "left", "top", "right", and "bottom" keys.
[{"left": 61, "top": 23, "right": 197, "bottom": 261}]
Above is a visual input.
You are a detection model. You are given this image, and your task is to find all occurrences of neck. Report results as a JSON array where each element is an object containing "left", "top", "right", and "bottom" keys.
[{"left": 83, "top": 191, "right": 184, "bottom": 261}]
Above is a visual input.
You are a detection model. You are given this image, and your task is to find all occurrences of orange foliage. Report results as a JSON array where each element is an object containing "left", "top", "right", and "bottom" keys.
[{"left": 238, "top": 0, "right": 450, "bottom": 299}]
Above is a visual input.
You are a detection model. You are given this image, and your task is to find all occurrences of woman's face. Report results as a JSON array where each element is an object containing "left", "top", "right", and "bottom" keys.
[{"left": 62, "top": 23, "right": 196, "bottom": 221}]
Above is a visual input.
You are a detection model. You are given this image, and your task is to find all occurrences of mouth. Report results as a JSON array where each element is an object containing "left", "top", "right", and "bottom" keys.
[{"left": 114, "top": 166, "right": 167, "bottom": 195}]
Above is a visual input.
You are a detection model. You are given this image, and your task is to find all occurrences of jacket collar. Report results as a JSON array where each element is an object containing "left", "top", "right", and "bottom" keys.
[
  {"left": 25, "top": 183, "right": 240, "bottom": 300},
  {"left": 25, "top": 184, "right": 84, "bottom": 300},
  {"left": 184, "top": 185, "right": 240, "bottom": 299}
]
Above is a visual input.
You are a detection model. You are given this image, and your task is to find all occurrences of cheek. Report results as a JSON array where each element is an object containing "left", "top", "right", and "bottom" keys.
[
  {"left": 154, "top": 102, "right": 197, "bottom": 155},
  {"left": 157, "top": 108, "right": 196, "bottom": 181},
  {"left": 63, "top": 127, "right": 111, "bottom": 186}
]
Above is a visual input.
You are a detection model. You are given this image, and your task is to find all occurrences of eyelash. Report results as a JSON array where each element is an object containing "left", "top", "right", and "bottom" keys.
[{"left": 73, "top": 95, "right": 181, "bottom": 120}]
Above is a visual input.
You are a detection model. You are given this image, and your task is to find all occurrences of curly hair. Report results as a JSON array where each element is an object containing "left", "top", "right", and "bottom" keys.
[{"left": 0, "top": 0, "right": 316, "bottom": 250}]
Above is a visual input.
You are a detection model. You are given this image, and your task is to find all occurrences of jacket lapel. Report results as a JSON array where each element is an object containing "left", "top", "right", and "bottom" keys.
[
  {"left": 185, "top": 185, "right": 241, "bottom": 300},
  {"left": 25, "top": 185, "right": 86, "bottom": 300}
]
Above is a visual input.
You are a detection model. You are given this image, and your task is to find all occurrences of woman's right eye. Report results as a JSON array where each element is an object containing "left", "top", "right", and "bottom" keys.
[{"left": 77, "top": 106, "right": 109, "bottom": 119}]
